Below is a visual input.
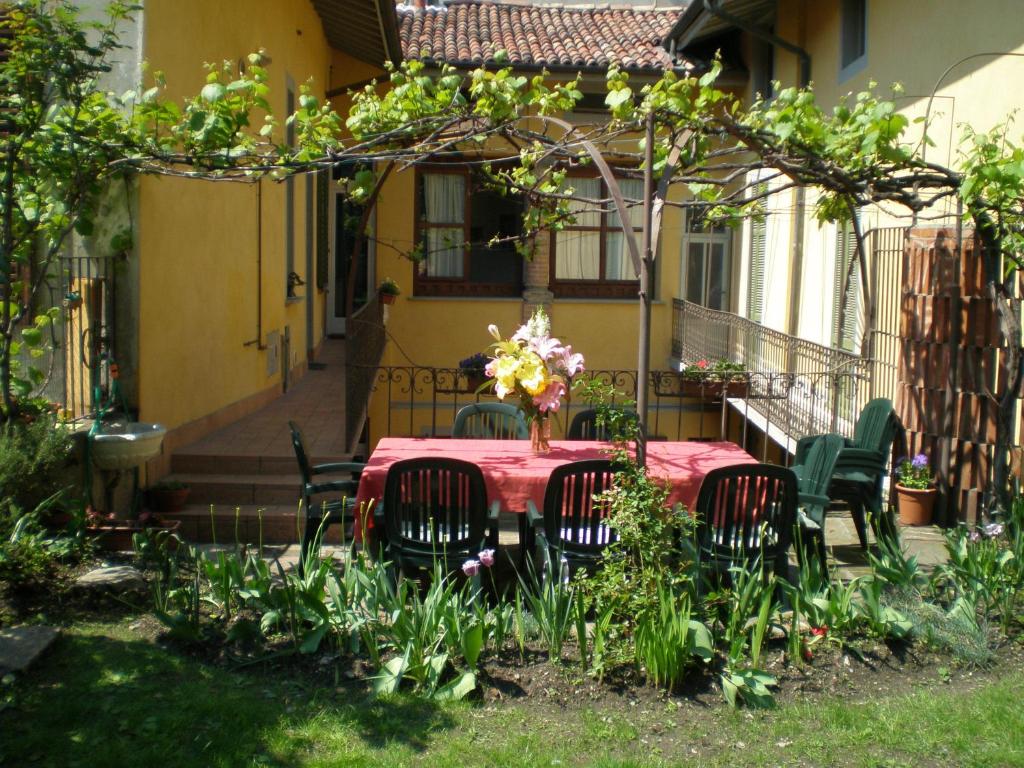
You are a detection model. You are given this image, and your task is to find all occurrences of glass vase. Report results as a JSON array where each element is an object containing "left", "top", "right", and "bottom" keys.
[{"left": 530, "top": 415, "right": 551, "bottom": 454}]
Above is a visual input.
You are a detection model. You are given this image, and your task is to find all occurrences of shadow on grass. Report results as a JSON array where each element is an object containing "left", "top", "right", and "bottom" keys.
[{"left": 0, "top": 627, "right": 456, "bottom": 767}]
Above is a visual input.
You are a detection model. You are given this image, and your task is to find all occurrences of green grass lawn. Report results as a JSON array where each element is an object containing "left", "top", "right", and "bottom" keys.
[{"left": 2, "top": 618, "right": 1023, "bottom": 767}]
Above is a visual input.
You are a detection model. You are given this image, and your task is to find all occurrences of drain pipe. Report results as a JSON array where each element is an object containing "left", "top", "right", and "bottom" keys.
[
  {"left": 243, "top": 179, "right": 265, "bottom": 350},
  {"left": 697, "top": 0, "right": 811, "bottom": 87}
]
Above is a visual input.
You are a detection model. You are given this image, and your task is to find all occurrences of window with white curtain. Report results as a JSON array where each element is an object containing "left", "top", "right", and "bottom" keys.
[
  {"left": 421, "top": 173, "right": 465, "bottom": 278},
  {"left": 683, "top": 211, "right": 732, "bottom": 311},
  {"left": 415, "top": 168, "right": 523, "bottom": 297},
  {"left": 551, "top": 175, "right": 643, "bottom": 298}
]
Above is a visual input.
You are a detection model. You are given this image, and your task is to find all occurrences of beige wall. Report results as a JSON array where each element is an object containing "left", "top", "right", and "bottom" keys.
[{"left": 762, "top": 0, "right": 1024, "bottom": 349}]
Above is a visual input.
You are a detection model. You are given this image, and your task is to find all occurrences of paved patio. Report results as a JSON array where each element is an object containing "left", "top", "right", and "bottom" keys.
[
  {"left": 246, "top": 510, "right": 949, "bottom": 577},
  {"left": 175, "top": 338, "right": 349, "bottom": 466}
]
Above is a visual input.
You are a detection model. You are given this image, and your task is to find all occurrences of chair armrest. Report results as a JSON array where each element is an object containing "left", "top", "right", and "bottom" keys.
[
  {"left": 526, "top": 500, "right": 543, "bottom": 529},
  {"left": 311, "top": 462, "right": 365, "bottom": 476},
  {"left": 307, "top": 479, "right": 360, "bottom": 496}
]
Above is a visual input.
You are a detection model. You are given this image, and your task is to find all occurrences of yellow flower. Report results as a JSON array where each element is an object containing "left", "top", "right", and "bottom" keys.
[
  {"left": 517, "top": 352, "right": 548, "bottom": 396},
  {"left": 492, "top": 355, "right": 520, "bottom": 398}
]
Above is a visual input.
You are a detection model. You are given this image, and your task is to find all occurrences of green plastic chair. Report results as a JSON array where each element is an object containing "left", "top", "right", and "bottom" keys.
[
  {"left": 794, "top": 433, "right": 845, "bottom": 569},
  {"left": 289, "top": 421, "right": 365, "bottom": 574},
  {"left": 452, "top": 402, "right": 529, "bottom": 439},
  {"left": 566, "top": 408, "right": 639, "bottom": 441},
  {"left": 373, "top": 457, "right": 499, "bottom": 579},
  {"left": 693, "top": 463, "right": 799, "bottom": 584},
  {"left": 526, "top": 459, "right": 618, "bottom": 579},
  {"left": 793, "top": 398, "right": 903, "bottom": 548}
]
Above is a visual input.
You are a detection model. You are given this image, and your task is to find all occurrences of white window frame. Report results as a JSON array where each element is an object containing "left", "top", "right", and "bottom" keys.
[{"left": 681, "top": 211, "right": 733, "bottom": 312}]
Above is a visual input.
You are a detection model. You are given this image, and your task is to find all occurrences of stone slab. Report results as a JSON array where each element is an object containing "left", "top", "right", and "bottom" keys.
[
  {"left": 0, "top": 626, "right": 59, "bottom": 673},
  {"left": 72, "top": 565, "right": 146, "bottom": 594}
]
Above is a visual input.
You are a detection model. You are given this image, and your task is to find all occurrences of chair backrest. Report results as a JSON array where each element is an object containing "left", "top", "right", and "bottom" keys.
[
  {"left": 288, "top": 420, "right": 313, "bottom": 484},
  {"left": 852, "top": 398, "right": 896, "bottom": 452},
  {"left": 540, "top": 459, "right": 618, "bottom": 556},
  {"left": 694, "top": 463, "right": 799, "bottom": 564},
  {"left": 452, "top": 402, "right": 529, "bottom": 439},
  {"left": 566, "top": 408, "right": 639, "bottom": 441},
  {"left": 382, "top": 457, "right": 488, "bottom": 551},
  {"left": 799, "top": 433, "right": 845, "bottom": 499}
]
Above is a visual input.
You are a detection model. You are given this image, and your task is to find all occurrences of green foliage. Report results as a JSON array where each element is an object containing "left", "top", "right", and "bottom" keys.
[
  {"left": 0, "top": 417, "right": 73, "bottom": 530},
  {"left": 856, "top": 577, "right": 914, "bottom": 640},
  {"left": 633, "top": 584, "right": 712, "bottom": 689},
  {"left": 516, "top": 557, "right": 578, "bottom": 662}
]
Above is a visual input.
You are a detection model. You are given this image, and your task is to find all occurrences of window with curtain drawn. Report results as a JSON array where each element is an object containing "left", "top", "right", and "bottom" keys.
[
  {"left": 415, "top": 169, "right": 523, "bottom": 297},
  {"left": 550, "top": 176, "right": 643, "bottom": 299},
  {"left": 683, "top": 210, "right": 732, "bottom": 311}
]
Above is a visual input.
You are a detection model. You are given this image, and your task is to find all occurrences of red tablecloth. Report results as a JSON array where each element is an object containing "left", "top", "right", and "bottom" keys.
[{"left": 355, "top": 438, "right": 757, "bottom": 523}]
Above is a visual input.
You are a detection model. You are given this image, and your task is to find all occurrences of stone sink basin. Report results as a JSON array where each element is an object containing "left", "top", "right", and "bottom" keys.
[{"left": 90, "top": 422, "right": 167, "bottom": 471}]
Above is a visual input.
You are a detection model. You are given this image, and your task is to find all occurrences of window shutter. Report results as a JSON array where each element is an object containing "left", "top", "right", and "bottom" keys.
[
  {"left": 748, "top": 213, "right": 766, "bottom": 323},
  {"left": 833, "top": 222, "right": 861, "bottom": 352}
]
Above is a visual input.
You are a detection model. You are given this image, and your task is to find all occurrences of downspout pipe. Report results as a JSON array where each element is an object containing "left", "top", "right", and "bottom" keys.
[{"left": 698, "top": 0, "right": 811, "bottom": 88}]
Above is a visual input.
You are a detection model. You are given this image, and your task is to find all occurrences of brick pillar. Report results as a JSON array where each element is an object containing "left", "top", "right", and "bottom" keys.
[{"left": 521, "top": 230, "right": 553, "bottom": 322}]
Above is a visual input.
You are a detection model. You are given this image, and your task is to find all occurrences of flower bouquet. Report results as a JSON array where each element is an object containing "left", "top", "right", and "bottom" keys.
[{"left": 484, "top": 308, "right": 584, "bottom": 452}]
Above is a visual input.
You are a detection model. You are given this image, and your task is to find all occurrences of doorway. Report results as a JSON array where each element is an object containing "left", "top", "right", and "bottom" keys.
[{"left": 327, "top": 165, "right": 374, "bottom": 336}]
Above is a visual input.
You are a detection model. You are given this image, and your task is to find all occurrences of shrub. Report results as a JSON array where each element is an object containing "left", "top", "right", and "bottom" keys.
[{"left": 0, "top": 416, "right": 73, "bottom": 532}]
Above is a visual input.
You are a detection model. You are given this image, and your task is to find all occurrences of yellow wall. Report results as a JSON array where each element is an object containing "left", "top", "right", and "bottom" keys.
[{"left": 137, "top": 0, "right": 333, "bottom": 430}]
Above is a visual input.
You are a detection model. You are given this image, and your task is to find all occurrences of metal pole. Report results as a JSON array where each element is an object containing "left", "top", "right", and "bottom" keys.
[{"left": 637, "top": 112, "right": 655, "bottom": 466}]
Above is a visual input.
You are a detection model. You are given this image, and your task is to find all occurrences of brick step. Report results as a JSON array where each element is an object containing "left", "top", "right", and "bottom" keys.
[
  {"left": 170, "top": 503, "right": 524, "bottom": 547},
  {"left": 165, "top": 473, "right": 311, "bottom": 506},
  {"left": 171, "top": 452, "right": 353, "bottom": 476}
]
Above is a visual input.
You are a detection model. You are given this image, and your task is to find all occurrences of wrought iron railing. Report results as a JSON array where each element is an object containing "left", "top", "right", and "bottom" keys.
[
  {"left": 15, "top": 251, "right": 117, "bottom": 420},
  {"left": 671, "top": 299, "right": 888, "bottom": 445},
  {"left": 344, "top": 295, "right": 386, "bottom": 453},
  {"left": 354, "top": 364, "right": 873, "bottom": 461}
]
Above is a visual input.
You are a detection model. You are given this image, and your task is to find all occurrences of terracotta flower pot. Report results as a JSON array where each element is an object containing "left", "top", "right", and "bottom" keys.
[
  {"left": 896, "top": 485, "right": 936, "bottom": 526},
  {"left": 88, "top": 519, "right": 182, "bottom": 552},
  {"left": 379, "top": 292, "right": 397, "bottom": 305}
]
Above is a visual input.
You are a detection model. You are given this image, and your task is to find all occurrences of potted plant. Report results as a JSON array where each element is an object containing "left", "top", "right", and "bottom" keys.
[
  {"left": 144, "top": 479, "right": 191, "bottom": 513},
  {"left": 378, "top": 277, "right": 400, "bottom": 305},
  {"left": 458, "top": 352, "right": 491, "bottom": 391},
  {"left": 895, "top": 453, "right": 935, "bottom": 526},
  {"left": 680, "top": 359, "right": 748, "bottom": 399}
]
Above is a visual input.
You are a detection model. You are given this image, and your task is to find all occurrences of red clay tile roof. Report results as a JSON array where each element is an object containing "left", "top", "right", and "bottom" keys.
[{"left": 396, "top": 1, "right": 684, "bottom": 73}]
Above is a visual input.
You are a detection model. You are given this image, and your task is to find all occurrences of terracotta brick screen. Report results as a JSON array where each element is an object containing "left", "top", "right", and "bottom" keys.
[{"left": 898, "top": 227, "right": 1022, "bottom": 524}]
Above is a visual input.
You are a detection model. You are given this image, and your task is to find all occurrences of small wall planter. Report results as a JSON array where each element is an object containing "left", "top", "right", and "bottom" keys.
[
  {"left": 679, "top": 379, "right": 749, "bottom": 400},
  {"left": 896, "top": 485, "right": 936, "bottom": 526}
]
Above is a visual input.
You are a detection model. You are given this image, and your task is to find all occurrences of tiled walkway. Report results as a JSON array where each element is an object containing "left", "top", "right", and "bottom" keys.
[{"left": 176, "top": 338, "right": 349, "bottom": 462}]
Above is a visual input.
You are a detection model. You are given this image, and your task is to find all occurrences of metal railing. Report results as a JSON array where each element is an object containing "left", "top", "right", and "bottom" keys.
[
  {"left": 15, "top": 250, "right": 116, "bottom": 420},
  {"left": 672, "top": 299, "right": 887, "bottom": 446},
  {"left": 354, "top": 364, "right": 875, "bottom": 461}
]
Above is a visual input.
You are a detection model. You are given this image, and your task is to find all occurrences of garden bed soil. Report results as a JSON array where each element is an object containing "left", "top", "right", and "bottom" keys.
[{"left": 7, "top": 560, "right": 1024, "bottom": 725}]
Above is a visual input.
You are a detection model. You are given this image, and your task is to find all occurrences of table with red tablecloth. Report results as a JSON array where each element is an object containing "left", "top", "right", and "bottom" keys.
[{"left": 354, "top": 438, "right": 758, "bottom": 529}]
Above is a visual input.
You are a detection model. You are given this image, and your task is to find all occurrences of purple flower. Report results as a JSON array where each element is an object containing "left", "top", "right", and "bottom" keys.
[
  {"left": 911, "top": 454, "right": 929, "bottom": 469},
  {"left": 969, "top": 530, "right": 982, "bottom": 543},
  {"left": 462, "top": 559, "right": 481, "bottom": 577},
  {"left": 478, "top": 549, "right": 495, "bottom": 568},
  {"left": 982, "top": 522, "right": 1005, "bottom": 539}
]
